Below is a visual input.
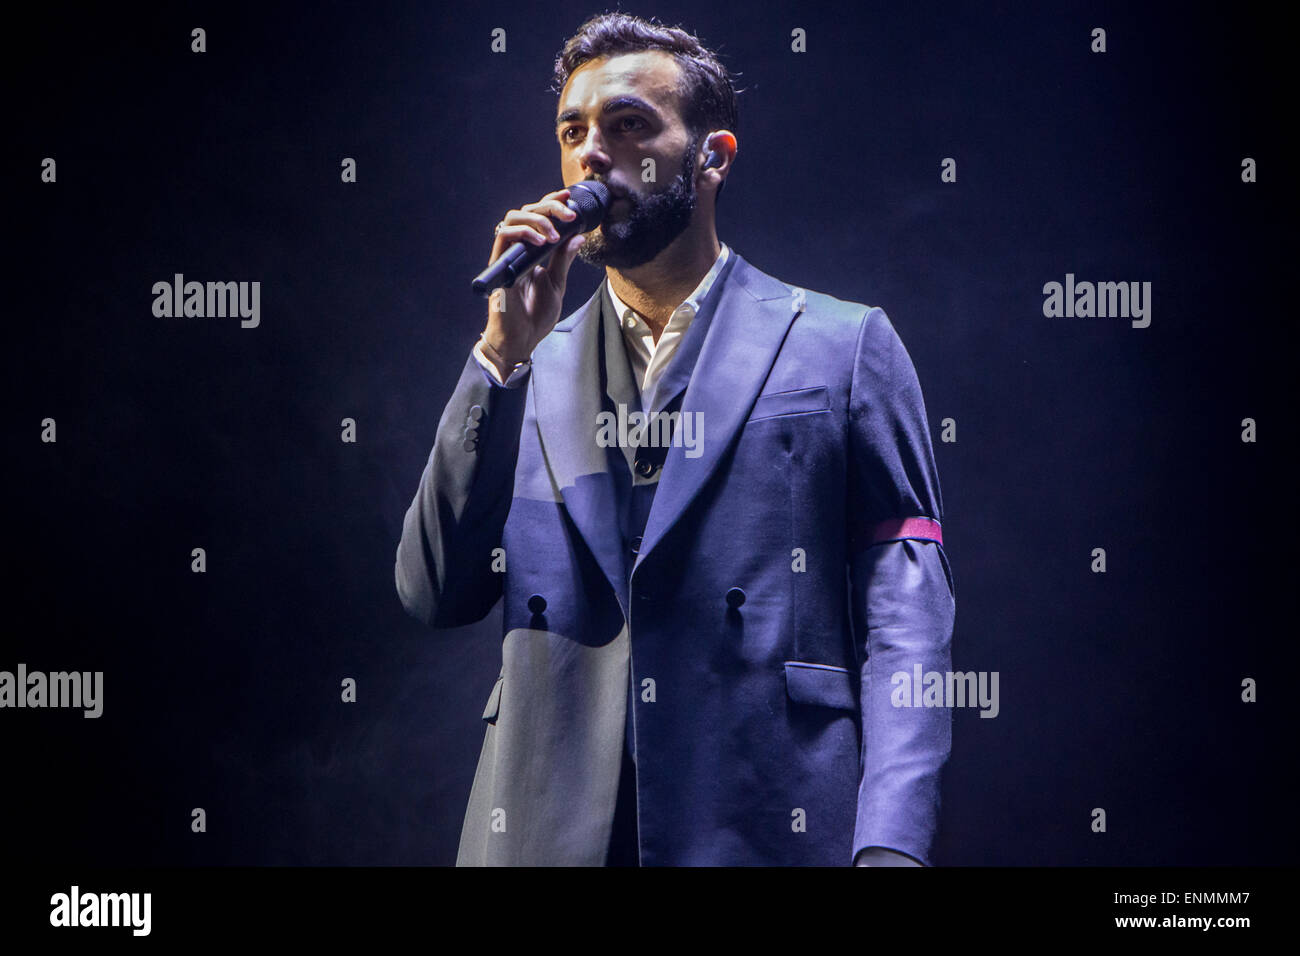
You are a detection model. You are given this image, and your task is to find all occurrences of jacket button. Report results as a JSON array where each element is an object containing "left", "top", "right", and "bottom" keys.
[
  {"left": 629, "top": 535, "right": 643, "bottom": 555},
  {"left": 725, "top": 587, "right": 746, "bottom": 608},
  {"left": 527, "top": 594, "right": 547, "bottom": 615},
  {"left": 467, "top": 404, "right": 484, "bottom": 423}
]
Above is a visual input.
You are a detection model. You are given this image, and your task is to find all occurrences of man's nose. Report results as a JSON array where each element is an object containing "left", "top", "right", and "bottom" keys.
[{"left": 576, "top": 130, "right": 612, "bottom": 176}]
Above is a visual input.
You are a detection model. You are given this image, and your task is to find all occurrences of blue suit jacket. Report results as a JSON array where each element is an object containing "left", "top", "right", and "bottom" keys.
[{"left": 396, "top": 250, "right": 955, "bottom": 865}]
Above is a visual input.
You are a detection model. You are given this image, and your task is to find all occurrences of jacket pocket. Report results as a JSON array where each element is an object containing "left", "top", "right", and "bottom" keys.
[
  {"left": 784, "top": 661, "right": 856, "bottom": 711},
  {"left": 481, "top": 676, "right": 503, "bottom": 722},
  {"left": 748, "top": 385, "right": 830, "bottom": 422}
]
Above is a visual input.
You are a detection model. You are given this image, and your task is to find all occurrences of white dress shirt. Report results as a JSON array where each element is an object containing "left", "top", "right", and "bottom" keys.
[
  {"left": 473, "top": 243, "right": 731, "bottom": 395},
  {"left": 605, "top": 242, "right": 730, "bottom": 400}
]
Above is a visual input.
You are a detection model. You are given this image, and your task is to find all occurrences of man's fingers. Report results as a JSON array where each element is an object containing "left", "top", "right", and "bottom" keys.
[
  {"left": 547, "top": 233, "right": 586, "bottom": 281},
  {"left": 503, "top": 209, "right": 561, "bottom": 242},
  {"left": 492, "top": 190, "right": 579, "bottom": 263},
  {"left": 496, "top": 223, "right": 548, "bottom": 245},
  {"left": 489, "top": 223, "right": 547, "bottom": 265},
  {"left": 559, "top": 232, "right": 585, "bottom": 260},
  {"left": 521, "top": 198, "right": 578, "bottom": 224}
]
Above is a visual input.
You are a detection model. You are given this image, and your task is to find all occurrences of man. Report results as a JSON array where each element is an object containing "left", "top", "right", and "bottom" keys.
[{"left": 395, "top": 12, "right": 954, "bottom": 866}]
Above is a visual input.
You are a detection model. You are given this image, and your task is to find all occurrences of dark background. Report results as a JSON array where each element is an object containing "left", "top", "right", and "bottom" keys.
[{"left": 7, "top": 1, "right": 1292, "bottom": 865}]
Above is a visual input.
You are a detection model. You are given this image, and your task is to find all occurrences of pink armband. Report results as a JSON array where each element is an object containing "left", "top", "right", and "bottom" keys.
[{"left": 868, "top": 516, "right": 943, "bottom": 546}]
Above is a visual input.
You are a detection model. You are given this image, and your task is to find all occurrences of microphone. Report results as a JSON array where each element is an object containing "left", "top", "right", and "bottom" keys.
[{"left": 472, "top": 181, "right": 611, "bottom": 297}]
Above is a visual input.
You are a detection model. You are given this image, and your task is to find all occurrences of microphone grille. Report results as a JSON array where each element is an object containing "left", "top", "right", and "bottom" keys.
[{"left": 567, "top": 181, "right": 611, "bottom": 229}]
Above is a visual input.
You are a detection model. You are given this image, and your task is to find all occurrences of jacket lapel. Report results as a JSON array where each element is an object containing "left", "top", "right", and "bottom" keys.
[
  {"left": 632, "top": 254, "right": 804, "bottom": 578},
  {"left": 532, "top": 286, "right": 633, "bottom": 618},
  {"left": 600, "top": 281, "right": 643, "bottom": 476},
  {"left": 532, "top": 253, "right": 805, "bottom": 613}
]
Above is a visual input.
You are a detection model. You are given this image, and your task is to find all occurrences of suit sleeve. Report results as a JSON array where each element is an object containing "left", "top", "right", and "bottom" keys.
[
  {"left": 846, "top": 306, "right": 956, "bottom": 867},
  {"left": 394, "top": 344, "right": 530, "bottom": 628}
]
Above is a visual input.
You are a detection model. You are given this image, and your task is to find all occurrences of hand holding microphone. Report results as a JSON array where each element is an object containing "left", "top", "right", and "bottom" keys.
[{"left": 473, "top": 181, "right": 611, "bottom": 376}]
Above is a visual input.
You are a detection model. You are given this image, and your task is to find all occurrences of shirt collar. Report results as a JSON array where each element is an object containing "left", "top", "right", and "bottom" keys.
[{"left": 606, "top": 242, "right": 731, "bottom": 332}]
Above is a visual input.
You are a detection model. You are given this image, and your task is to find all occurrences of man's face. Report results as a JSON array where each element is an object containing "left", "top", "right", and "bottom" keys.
[{"left": 556, "top": 51, "right": 702, "bottom": 269}]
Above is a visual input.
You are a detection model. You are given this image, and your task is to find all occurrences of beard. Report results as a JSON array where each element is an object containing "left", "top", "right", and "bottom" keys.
[{"left": 577, "top": 135, "right": 700, "bottom": 269}]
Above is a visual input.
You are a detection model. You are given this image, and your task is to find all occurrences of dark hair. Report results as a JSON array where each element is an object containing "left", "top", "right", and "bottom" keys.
[{"left": 551, "top": 13, "right": 740, "bottom": 178}]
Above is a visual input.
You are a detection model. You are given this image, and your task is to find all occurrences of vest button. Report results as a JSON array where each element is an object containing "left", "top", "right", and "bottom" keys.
[
  {"left": 634, "top": 458, "right": 656, "bottom": 477},
  {"left": 527, "top": 594, "right": 547, "bottom": 615},
  {"left": 725, "top": 587, "right": 746, "bottom": 608}
]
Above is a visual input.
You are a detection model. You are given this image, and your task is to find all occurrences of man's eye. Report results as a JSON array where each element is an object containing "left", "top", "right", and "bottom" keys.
[{"left": 560, "top": 117, "right": 644, "bottom": 143}]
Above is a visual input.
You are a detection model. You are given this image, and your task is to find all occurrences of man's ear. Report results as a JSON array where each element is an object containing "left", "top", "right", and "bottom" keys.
[
  {"left": 701, "top": 131, "right": 737, "bottom": 197},
  {"left": 702, "top": 131, "right": 737, "bottom": 171}
]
